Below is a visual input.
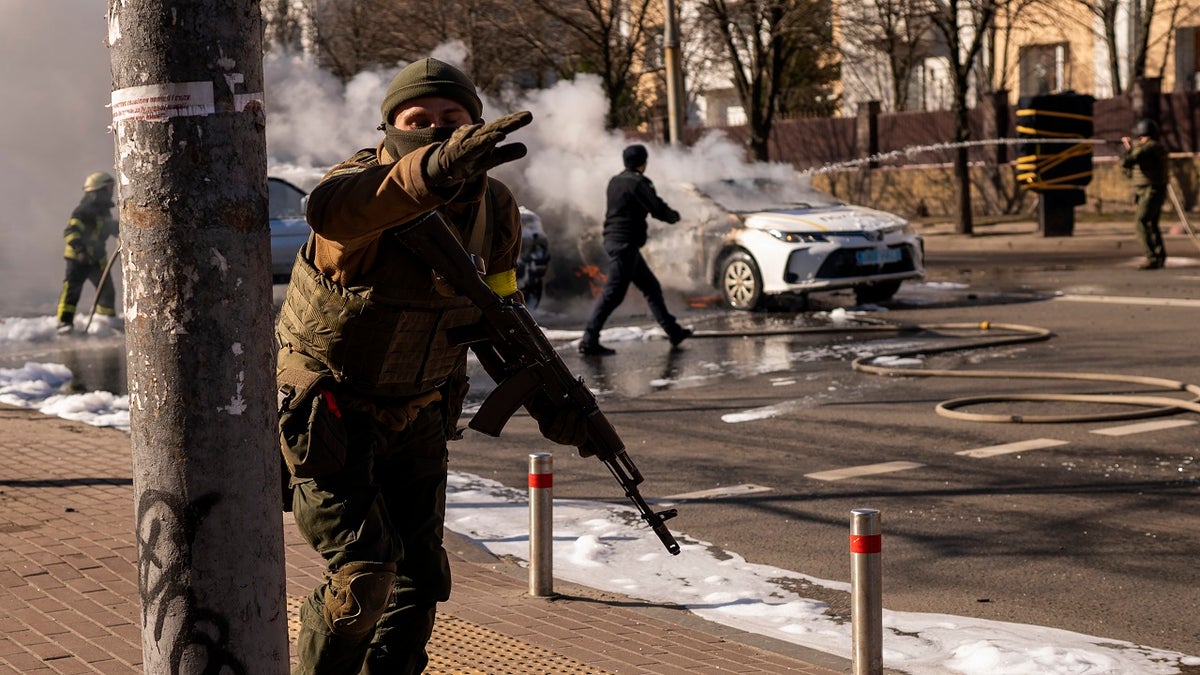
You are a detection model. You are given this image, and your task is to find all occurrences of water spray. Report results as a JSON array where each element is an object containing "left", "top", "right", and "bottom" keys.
[{"left": 803, "top": 138, "right": 1110, "bottom": 176}]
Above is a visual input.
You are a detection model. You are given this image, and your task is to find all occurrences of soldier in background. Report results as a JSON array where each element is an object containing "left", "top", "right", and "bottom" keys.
[
  {"left": 1121, "top": 119, "right": 1169, "bottom": 270},
  {"left": 57, "top": 172, "right": 119, "bottom": 334}
]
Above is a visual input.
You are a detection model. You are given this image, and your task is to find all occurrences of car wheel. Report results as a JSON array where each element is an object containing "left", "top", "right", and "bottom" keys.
[
  {"left": 720, "top": 251, "right": 763, "bottom": 310},
  {"left": 853, "top": 280, "right": 902, "bottom": 305}
]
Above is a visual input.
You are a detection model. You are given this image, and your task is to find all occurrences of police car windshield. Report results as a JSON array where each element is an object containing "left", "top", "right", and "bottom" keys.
[{"left": 690, "top": 177, "right": 842, "bottom": 214}]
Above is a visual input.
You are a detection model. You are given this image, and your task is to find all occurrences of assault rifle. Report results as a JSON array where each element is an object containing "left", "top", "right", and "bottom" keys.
[{"left": 397, "top": 211, "right": 680, "bottom": 555}]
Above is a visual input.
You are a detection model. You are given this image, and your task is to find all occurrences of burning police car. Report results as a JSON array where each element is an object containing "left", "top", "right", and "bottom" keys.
[{"left": 667, "top": 177, "right": 925, "bottom": 310}]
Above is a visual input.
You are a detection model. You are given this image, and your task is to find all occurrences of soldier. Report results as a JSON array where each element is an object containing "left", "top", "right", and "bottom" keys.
[
  {"left": 275, "top": 58, "right": 585, "bottom": 674},
  {"left": 56, "top": 172, "right": 119, "bottom": 334},
  {"left": 1121, "top": 118, "right": 1169, "bottom": 270}
]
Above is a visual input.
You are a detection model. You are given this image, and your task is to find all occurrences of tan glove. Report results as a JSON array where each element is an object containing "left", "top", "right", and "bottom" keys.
[{"left": 425, "top": 111, "right": 533, "bottom": 186}]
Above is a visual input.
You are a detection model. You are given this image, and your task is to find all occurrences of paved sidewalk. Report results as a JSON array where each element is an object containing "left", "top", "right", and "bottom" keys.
[{"left": 0, "top": 405, "right": 846, "bottom": 674}]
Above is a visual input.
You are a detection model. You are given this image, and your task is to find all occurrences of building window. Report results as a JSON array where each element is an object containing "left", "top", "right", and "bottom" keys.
[
  {"left": 1019, "top": 43, "right": 1069, "bottom": 97},
  {"left": 1173, "top": 26, "right": 1200, "bottom": 91},
  {"left": 908, "top": 57, "right": 952, "bottom": 111}
]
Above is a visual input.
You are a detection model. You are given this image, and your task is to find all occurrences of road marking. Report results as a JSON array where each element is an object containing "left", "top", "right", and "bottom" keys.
[
  {"left": 805, "top": 461, "right": 923, "bottom": 482},
  {"left": 956, "top": 438, "right": 1069, "bottom": 458},
  {"left": 662, "top": 484, "right": 773, "bottom": 500},
  {"left": 722, "top": 399, "right": 813, "bottom": 423},
  {"left": 1090, "top": 419, "right": 1198, "bottom": 436},
  {"left": 1055, "top": 294, "right": 1200, "bottom": 308}
]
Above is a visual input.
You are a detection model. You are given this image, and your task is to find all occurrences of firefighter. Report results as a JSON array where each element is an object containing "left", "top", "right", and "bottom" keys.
[
  {"left": 1121, "top": 118, "right": 1169, "bottom": 270},
  {"left": 56, "top": 172, "right": 119, "bottom": 334},
  {"left": 275, "top": 58, "right": 585, "bottom": 674}
]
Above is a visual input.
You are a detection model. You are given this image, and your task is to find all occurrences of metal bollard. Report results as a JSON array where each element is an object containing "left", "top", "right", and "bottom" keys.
[
  {"left": 528, "top": 453, "right": 554, "bottom": 597},
  {"left": 850, "top": 508, "right": 882, "bottom": 675}
]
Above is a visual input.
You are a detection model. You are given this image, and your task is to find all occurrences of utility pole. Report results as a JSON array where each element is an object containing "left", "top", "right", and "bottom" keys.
[
  {"left": 664, "top": 0, "right": 686, "bottom": 145},
  {"left": 107, "top": 2, "right": 288, "bottom": 673}
]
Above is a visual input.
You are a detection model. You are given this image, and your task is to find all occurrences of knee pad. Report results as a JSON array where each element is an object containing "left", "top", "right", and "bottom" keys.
[{"left": 322, "top": 560, "right": 397, "bottom": 639}]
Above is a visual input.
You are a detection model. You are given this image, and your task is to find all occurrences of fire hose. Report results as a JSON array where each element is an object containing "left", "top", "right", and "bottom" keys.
[
  {"left": 693, "top": 320, "right": 1200, "bottom": 424},
  {"left": 1166, "top": 183, "right": 1200, "bottom": 254},
  {"left": 84, "top": 242, "right": 122, "bottom": 334}
]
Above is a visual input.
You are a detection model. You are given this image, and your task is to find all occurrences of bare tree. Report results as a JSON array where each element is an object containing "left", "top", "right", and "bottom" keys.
[
  {"left": 839, "top": 0, "right": 937, "bottom": 111},
  {"left": 297, "top": 0, "right": 406, "bottom": 80},
  {"left": 1068, "top": 0, "right": 1128, "bottom": 94},
  {"left": 521, "top": 0, "right": 660, "bottom": 129},
  {"left": 1143, "top": 0, "right": 1200, "bottom": 85},
  {"left": 777, "top": 0, "right": 841, "bottom": 117},
  {"left": 924, "top": 0, "right": 997, "bottom": 234},
  {"left": 696, "top": 0, "right": 838, "bottom": 160},
  {"left": 983, "top": 0, "right": 1044, "bottom": 94},
  {"left": 263, "top": 0, "right": 304, "bottom": 51},
  {"left": 1065, "top": 0, "right": 1167, "bottom": 95},
  {"left": 1131, "top": 0, "right": 1158, "bottom": 88},
  {"left": 265, "top": 0, "right": 576, "bottom": 103}
]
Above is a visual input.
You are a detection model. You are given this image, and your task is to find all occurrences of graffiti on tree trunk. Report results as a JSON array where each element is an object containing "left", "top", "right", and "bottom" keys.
[{"left": 136, "top": 488, "right": 246, "bottom": 674}]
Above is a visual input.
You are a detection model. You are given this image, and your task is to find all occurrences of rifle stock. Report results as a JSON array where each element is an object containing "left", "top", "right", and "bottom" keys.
[{"left": 398, "top": 211, "right": 681, "bottom": 555}]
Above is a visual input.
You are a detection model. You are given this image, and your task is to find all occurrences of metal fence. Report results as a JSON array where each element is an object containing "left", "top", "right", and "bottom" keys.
[{"left": 702, "top": 89, "right": 1200, "bottom": 171}]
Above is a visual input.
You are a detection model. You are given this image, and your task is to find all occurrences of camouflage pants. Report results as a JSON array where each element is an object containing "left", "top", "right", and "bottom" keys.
[
  {"left": 1134, "top": 186, "right": 1167, "bottom": 265},
  {"left": 291, "top": 403, "right": 452, "bottom": 675}
]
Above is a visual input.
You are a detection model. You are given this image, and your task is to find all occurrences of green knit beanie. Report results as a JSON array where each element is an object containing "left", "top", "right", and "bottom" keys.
[{"left": 380, "top": 58, "right": 483, "bottom": 125}]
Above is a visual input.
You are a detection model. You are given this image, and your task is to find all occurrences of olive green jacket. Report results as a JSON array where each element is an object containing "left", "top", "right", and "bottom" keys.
[
  {"left": 276, "top": 141, "right": 523, "bottom": 402},
  {"left": 1122, "top": 138, "right": 1168, "bottom": 189}
]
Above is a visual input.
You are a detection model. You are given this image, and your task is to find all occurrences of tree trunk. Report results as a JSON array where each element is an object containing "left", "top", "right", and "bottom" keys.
[
  {"left": 1104, "top": 11, "right": 1123, "bottom": 95},
  {"left": 953, "top": 91, "right": 974, "bottom": 234},
  {"left": 107, "top": 2, "right": 287, "bottom": 673}
]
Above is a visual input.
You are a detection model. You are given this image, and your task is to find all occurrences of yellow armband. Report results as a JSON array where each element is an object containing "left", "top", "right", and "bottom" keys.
[{"left": 484, "top": 269, "right": 518, "bottom": 297}]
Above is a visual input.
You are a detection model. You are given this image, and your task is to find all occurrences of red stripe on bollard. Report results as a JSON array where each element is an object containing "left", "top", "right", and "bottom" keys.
[
  {"left": 850, "top": 534, "right": 881, "bottom": 554},
  {"left": 529, "top": 472, "right": 553, "bottom": 488}
]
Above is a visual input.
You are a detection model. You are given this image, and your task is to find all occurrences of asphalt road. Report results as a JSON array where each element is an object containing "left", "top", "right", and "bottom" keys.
[
  {"left": 6, "top": 218, "right": 1197, "bottom": 659},
  {"left": 452, "top": 221, "right": 1200, "bottom": 659}
]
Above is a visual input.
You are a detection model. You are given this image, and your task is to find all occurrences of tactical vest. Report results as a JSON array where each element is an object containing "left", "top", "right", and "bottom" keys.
[
  {"left": 1128, "top": 140, "right": 1168, "bottom": 188},
  {"left": 276, "top": 201, "right": 492, "bottom": 399}
]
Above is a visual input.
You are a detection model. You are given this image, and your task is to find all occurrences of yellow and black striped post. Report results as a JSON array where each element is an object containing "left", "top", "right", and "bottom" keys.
[{"left": 1015, "top": 93, "right": 1096, "bottom": 237}]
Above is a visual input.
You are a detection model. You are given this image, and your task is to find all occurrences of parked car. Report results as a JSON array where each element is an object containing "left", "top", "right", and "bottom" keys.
[
  {"left": 269, "top": 176, "right": 309, "bottom": 282},
  {"left": 270, "top": 180, "right": 553, "bottom": 302},
  {"left": 676, "top": 177, "right": 925, "bottom": 310},
  {"left": 517, "top": 206, "right": 551, "bottom": 308}
]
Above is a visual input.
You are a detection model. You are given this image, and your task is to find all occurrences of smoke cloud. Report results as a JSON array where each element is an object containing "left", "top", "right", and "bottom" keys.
[
  {"left": 0, "top": 1, "right": 115, "bottom": 316},
  {"left": 2, "top": 6, "right": 804, "bottom": 318},
  {"left": 262, "top": 44, "right": 803, "bottom": 294}
]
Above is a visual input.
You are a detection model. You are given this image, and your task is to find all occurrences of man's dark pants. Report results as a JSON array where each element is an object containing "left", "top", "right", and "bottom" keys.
[
  {"left": 292, "top": 405, "right": 452, "bottom": 675},
  {"left": 583, "top": 240, "right": 683, "bottom": 345}
]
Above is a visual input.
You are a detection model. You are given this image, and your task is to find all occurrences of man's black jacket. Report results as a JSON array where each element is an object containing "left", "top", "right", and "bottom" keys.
[{"left": 602, "top": 169, "right": 680, "bottom": 248}]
